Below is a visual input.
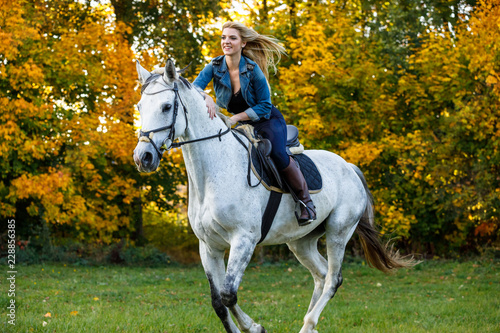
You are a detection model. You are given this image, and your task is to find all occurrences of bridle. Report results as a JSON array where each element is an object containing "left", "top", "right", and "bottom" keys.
[{"left": 138, "top": 74, "right": 231, "bottom": 158}]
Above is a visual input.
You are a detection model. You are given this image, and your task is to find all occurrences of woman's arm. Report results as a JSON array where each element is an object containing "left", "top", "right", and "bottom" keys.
[
  {"left": 193, "top": 62, "right": 214, "bottom": 91},
  {"left": 193, "top": 62, "right": 218, "bottom": 119},
  {"left": 229, "top": 112, "right": 250, "bottom": 125},
  {"left": 203, "top": 93, "right": 218, "bottom": 120},
  {"left": 243, "top": 64, "right": 272, "bottom": 121}
]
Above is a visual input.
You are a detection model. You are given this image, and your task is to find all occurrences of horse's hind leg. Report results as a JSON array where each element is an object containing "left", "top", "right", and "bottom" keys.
[
  {"left": 287, "top": 224, "right": 328, "bottom": 315},
  {"left": 200, "top": 241, "right": 240, "bottom": 333},
  {"left": 299, "top": 216, "right": 358, "bottom": 333}
]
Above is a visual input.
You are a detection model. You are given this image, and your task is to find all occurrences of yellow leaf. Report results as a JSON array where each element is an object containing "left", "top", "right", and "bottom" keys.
[
  {"left": 44, "top": 312, "right": 51, "bottom": 318},
  {"left": 486, "top": 75, "right": 498, "bottom": 85},
  {"left": 70, "top": 311, "right": 78, "bottom": 316}
]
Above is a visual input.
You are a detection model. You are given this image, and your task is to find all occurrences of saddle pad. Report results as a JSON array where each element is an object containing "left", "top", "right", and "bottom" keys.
[{"left": 250, "top": 145, "right": 323, "bottom": 194}]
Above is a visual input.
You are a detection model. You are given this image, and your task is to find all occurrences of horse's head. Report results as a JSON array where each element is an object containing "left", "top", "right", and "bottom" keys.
[{"left": 133, "top": 59, "right": 189, "bottom": 172}]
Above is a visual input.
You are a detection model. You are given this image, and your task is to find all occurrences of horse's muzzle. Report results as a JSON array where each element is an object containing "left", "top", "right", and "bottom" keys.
[{"left": 134, "top": 145, "right": 159, "bottom": 173}]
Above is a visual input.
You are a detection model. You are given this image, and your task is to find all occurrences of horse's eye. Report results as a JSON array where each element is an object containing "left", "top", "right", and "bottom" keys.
[{"left": 162, "top": 104, "right": 172, "bottom": 112}]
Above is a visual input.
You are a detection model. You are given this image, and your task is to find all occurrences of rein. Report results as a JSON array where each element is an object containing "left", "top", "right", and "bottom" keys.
[
  {"left": 138, "top": 76, "right": 231, "bottom": 158},
  {"left": 232, "top": 128, "right": 263, "bottom": 188}
]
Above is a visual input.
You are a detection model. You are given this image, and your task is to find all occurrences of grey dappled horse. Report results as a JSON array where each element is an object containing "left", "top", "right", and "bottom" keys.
[{"left": 133, "top": 60, "right": 414, "bottom": 333}]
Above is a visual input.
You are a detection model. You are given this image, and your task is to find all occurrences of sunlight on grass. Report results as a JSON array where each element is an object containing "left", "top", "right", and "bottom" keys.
[{"left": 2, "top": 259, "right": 499, "bottom": 332}]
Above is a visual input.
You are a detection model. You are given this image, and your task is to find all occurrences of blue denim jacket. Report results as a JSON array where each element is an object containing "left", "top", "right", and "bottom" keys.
[{"left": 193, "top": 55, "right": 272, "bottom": 121}]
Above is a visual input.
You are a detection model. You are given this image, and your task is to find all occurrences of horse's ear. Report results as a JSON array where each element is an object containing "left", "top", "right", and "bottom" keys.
[
  {"left": 163, "top": 58, "right": 179, "bottom": 83},
  {"left": 136, "top": 60, "right": 151, "bottom": 85}
]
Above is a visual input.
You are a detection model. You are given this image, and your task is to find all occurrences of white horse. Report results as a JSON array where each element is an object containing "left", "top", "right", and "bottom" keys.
[{"left": 133, "top": 59, "right": 414, "bottom": 333}]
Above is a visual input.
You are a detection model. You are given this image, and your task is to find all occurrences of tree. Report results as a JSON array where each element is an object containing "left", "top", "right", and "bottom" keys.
[
  {"left": 109, "top": 0, "right": 229, "bottom": 77},
  {"left": 393, "top": 0, "right": 500, "bottom": 251},
  {"left": 272, "top": 0, "right": 499, "bottom": 253},
  {"left": 0, "top": 0, "right": 184, "bottom": 244}
]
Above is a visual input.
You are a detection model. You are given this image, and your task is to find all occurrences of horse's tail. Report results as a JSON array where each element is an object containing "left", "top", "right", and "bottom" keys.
[{"left": 349, "top": 163, "right": 418, "bottom": 273}]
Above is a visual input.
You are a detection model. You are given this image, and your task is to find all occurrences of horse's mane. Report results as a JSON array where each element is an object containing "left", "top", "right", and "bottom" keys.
[
  {"left": 149, "top": 67, "right": 192, "bottom": 89},
  {"left": 216, "top": 111, "right": 232, "bottom": 129},
  {"left": 236, "top": 124, "right": 259, "bottom": 146},
  {"left": 151, "top": 68, "right": 166, "bottom": 75}
]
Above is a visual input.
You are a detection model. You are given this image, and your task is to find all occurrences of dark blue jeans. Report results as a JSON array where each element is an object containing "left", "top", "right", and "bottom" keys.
[{"left": 252, "top": 106, "right": 290, "bottom": 170}]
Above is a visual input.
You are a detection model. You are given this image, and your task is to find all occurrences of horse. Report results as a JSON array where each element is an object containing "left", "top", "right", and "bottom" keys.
[{"left": 133, "top": 59, "right": 415, "bottom": 333}]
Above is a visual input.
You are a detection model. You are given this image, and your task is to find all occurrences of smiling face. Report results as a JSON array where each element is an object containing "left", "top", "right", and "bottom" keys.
[{"left": 221, "top": 27, "right": 246, "bottom": 57}]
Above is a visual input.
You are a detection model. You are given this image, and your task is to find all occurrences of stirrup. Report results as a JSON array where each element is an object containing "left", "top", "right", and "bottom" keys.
[{"left": 295, "top": 200, "right": 316, "bottom": 226}]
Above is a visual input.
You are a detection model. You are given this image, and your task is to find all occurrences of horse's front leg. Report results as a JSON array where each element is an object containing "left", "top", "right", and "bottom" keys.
[
  {"left": 222, "top": 237, "right": 267, "bottom": 333},
  {"left": 200, "top": 241, "right": 240, "bottom": 333}
]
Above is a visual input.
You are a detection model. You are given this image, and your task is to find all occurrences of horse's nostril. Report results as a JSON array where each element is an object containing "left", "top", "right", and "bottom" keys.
[{"left": 143, "top": 152, "right": 153, "bottom": 166}]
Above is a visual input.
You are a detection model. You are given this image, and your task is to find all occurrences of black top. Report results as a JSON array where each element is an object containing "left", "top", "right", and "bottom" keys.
[{"left": 227, "top": 89, "right": 250, "bottom": 115}]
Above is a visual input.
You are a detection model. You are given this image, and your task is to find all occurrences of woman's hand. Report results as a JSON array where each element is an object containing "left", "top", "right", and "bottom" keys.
[
  {"left": 229, "top": 117, "right": 238, "bottom": 126},
  {"left": 204, "top": 94, "right": 217, "bottom": 119},
  {"left": 229, "top": 112, "right": 251, "bottom": 126}
]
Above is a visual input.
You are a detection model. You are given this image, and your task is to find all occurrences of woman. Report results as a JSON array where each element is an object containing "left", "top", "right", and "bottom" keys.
[{"left": 193, "top": 22, "right": 316, "bottom": 226}]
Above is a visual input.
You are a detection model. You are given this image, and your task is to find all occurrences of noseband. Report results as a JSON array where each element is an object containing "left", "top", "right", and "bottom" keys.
[{"left": 138, "top": 75, "right": 230, "bottom": 159}]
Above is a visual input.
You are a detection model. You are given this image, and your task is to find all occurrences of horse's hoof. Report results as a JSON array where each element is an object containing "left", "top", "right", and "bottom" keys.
[{"left": 260, "top": 327, "right": 267, "bottom": 333}]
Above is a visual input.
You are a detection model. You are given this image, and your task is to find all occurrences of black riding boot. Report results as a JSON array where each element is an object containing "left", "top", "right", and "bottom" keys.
[{"left": 281, "top": 157, "right": 317, "bottom": 226}]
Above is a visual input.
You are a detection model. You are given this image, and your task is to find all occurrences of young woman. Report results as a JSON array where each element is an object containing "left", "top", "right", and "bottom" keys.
[{"left": 193, "top": 22, "right": 316, "bottom": 225}]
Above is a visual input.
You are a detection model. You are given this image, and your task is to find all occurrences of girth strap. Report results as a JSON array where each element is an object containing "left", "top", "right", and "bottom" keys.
[
  {"left": 258, "top": 191, "right": 283, "bottom": 244},
  {"left": 231, "top": 129, "right": 283, "bottom": 244}
]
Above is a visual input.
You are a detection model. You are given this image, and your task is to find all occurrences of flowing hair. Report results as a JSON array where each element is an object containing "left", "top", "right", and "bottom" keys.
[{"left": 222, "top": 22, "right": 286, "bottom": 81}]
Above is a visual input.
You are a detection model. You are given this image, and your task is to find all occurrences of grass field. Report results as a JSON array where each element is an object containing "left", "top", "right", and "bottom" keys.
[{"left": 2, "top": 258, "right": 499, "bottom": 332}]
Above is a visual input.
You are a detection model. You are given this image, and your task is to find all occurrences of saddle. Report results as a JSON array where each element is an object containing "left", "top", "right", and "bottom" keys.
[
  {"left": 242, "top": 125, "right": 322, "bottom": 194},
  {"left": 233, "top": 124, "right": 322, "bottom": 244}
]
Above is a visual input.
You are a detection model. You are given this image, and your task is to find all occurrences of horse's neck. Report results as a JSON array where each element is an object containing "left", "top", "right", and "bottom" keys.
[{"left": 180, "top": 101, "right": 245, "bottom": 193}]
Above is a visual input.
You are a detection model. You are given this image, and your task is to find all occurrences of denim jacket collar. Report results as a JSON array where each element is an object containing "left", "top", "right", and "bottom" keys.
[
  {"left": 215, "top": 55, "right": 254, "bottom": 76},
  {"left": 192, "top": 54, "right": 271, "bottom": 121}
]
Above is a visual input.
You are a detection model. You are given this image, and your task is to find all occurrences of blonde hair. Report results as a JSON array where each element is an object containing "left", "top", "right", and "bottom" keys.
[{"left": 222, "top": 22, "right": 286, "bottom": 81}]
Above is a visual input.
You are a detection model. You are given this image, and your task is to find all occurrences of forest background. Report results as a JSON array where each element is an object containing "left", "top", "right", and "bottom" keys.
[{"left": 1, "top": 0, "right": 499, "bottom": 264}]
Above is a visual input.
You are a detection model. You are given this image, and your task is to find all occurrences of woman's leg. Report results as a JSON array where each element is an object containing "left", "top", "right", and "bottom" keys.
[
  {"left": 254, "top": 106, "right": 316, "bottom": 225},
  {"left": 253, "top": 106, "right": 289, "bottom": 170}
]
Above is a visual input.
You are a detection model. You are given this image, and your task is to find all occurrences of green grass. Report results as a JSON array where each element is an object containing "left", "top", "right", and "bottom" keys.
[{"left": 2, "top": 259, "right": 499, "bottom": 332}]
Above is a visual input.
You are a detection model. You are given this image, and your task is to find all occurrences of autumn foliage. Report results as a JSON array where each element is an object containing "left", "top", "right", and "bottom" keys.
[
  {"left": 274, "top": 0, "right": 499, "bottom": 253},
  {"left": 1, "top": 1, "right": 184, "bottom": 245},
  {"left": 1, "top": 0, "right": 498, "bottom": 256}
]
